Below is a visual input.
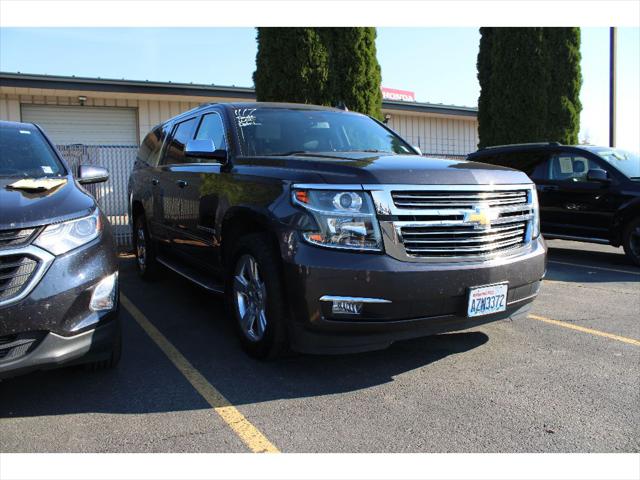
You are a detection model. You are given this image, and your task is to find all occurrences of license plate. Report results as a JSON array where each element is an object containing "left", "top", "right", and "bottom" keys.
[{"left": 467, "top": 283, "right": 508, "bottom": 318}]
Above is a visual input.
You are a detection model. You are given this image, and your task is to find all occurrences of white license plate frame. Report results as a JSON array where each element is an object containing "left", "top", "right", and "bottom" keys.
[{"left": 467, "top": 283, "right": 509, "bottom": 318}]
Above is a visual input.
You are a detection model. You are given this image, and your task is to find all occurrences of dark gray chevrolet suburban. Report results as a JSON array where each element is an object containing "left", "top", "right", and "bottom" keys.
[{"left": 128, "top": 103, "right": 547, "bottom": 358}]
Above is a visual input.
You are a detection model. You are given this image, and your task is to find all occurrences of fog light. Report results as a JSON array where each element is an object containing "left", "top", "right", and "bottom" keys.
[
  {"left": 332, "top": 300, "right": 363, "bottom": 315},
  {"left": 90, "top": 272, "right": 118, "bottom": 311}
]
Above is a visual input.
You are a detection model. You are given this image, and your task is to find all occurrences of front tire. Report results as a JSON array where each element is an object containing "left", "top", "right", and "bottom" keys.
[
  {"left": 622, "top": 217, "right": 640, "bottom": 266},
  {"left": 85, "top": 312, "right": 122, "bottom": 372},
  {"left": 226, "top": 234, "right": 288, "bottom": 359},
  {"left": 133, "top": 213, "right": 159, "bottom": 280}
]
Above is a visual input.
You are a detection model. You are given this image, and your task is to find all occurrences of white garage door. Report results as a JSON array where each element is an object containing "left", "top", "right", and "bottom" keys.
[{"left": 21, "top": 105, "right": 138, "bottom": 146}]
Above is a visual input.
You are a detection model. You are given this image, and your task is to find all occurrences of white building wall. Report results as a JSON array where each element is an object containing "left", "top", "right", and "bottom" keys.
[
  {"left": 0, "top": 88, "right": 238, "bottom": 144},
  {"left": 385, "top": 111, "right": 479, "bottom": 156}
]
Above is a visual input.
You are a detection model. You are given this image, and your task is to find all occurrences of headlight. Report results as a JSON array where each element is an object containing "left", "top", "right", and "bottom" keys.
[
  {"left": 292, "top": 189, "right": 382, "bottom": 251},
  {"left": 531, "top": 187, "right": 540, "bottom": 239},
  {"left": 34, "top": 209, "right": 102, "bottom": 255}
]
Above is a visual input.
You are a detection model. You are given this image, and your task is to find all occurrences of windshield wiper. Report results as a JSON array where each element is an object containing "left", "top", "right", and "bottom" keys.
[{"left": 261, "top": 150, "right": 311, "bottom": 156}]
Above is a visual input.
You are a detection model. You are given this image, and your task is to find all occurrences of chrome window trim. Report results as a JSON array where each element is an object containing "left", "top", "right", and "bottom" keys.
[{"left": 0, "top": 245, "right": 55, "bottom": 308}]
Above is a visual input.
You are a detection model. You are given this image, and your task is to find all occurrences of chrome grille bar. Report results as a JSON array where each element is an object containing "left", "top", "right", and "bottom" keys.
[
  {"left": 405, "top": 236, "right": 524, "bottom": 254},
  {"left": 402, "top": 229, "right": 525, "bottom": 244},
  {"left": 392, "top": 190, "right": 528, "bottom": 209}
]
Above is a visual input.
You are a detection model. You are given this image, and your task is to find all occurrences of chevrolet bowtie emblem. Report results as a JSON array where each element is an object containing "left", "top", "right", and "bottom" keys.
[{"left": 464, "top": 207, "right": 495, "bottom": 228}]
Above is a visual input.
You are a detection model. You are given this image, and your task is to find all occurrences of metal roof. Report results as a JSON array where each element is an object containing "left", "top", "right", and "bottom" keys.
[{"left": 0, "top": 72, "right": 477, "bottom": 118}]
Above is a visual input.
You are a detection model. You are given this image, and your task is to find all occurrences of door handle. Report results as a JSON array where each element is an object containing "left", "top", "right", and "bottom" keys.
[
  {"left": 176, "top": 180, "right": 188, "bottom": 188},
  {"left": 151, "top": 178, "right": 159, "bottom": 186},
  {"left": 537, "top": 185, "right": 558, "bottom": 192}
]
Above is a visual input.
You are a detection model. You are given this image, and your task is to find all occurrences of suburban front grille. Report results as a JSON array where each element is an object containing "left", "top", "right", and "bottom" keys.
[
  {"left": 0, "top": 254, "right": 39, "bottom": 302},
  {"left": 0, "top": 227, "right": 37, "bottom": 248},
  {"left": 371, "top": 185, "right": 536, "bottom": 263}
]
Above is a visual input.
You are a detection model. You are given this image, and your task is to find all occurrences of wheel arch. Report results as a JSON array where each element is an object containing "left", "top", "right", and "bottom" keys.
[
  {"left": 219, "top": 207, "right": 282, "bottom": 269},
  {"left": 612, "top": 200, "right": 640, "bottom": 246}
]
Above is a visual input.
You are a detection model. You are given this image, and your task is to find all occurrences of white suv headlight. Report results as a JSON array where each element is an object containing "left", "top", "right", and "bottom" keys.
[
  {"left": 292, "top": 189, "right": 383, "bottom": 251},
  {"left": 34, "top": 209, "right": 103, "bottom": 255}
]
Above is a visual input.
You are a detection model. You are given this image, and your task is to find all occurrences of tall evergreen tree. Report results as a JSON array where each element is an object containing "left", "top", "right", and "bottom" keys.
[
  {"left": 477, "top": 27, "right": 495, "bottom": 148},
  {"left": 488, "top": 28, "right": 549, "bottom": 146},
  {"left": 321, "top": 27, "right": 383, "bottom": 119},
  {"left": 543, "top": 28, "right": 582, "bottom": 144},
  {"left": 254, "top": 27, "right": 383, "bottom": 119},
  {"left": 477, "top": 27, "right": 582, "bottom": 147},
  {"left": 253, "top": 28, "right": 330, "bottom": 105}
]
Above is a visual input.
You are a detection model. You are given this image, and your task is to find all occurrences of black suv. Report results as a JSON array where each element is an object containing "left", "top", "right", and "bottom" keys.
[
  {"left": 468, "top": 143, "right": 640, "bottom": 265},
  {"left": 128, "top": 103, "right": 546, "bottom": 358},
  {"left": 0, "top": 121, "right": 121, "bottom": 379}
]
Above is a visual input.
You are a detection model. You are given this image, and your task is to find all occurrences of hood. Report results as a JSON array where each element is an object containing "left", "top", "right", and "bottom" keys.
[
  {"left": 235, "top": 152, "right": 532, "bottom": 185},
  {"left": 0, "top": 176, "right": 96, "bottom": 230}
]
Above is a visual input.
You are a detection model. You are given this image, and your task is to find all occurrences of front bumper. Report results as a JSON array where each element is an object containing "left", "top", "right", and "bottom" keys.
[
  {"left": 0, "top": 231, "right": 118, "bottom": 337},
  {"left": 0, "top": 224, "right": 119, "bottom": 377},
  {"left": 281, "top": 236, "right": 546, "bottom": 354},
  {"left": 0, "top": 318, "right": 119, "bottom": 380}
]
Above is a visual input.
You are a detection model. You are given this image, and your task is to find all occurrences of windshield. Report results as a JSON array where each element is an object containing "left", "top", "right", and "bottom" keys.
[
  {"left": 0, "top": 125, "right": 66, "bottom": 178},
  {"left": 594, "top": 149, "right": 640, "bottom": 179},
  {"left": 233, "top": 108, "right": 416, "bottom": 157}
]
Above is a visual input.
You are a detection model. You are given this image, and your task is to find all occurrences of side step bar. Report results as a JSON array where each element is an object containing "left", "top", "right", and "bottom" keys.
[{"left": 157, "top": 256, "right": 225, "bottom": 294}]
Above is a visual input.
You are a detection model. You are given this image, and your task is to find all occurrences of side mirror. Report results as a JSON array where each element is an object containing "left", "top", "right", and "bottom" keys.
[
  {"left": 587, "top": 168, "right": 609, "bottom": 183},
  {"left": 185, "top": 139, "right": 227, "bottom": 162},
  {"left": 412, "top": 146, "right": 422, "bottom": 155},
  {"left": 77, "top": 164, "right": 109, "bottom": 184}
]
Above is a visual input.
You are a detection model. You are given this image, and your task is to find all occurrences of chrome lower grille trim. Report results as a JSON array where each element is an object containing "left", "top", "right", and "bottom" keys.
[{"left": 366, "top": 184, "right": 537, "bottom": 263}]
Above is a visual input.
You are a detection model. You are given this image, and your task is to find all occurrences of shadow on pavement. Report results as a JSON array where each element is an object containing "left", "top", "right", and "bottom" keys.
[
  {"left": 545, "top": 244, "right": 639, "bottom": 283},
  {"left": 0, "top": 259, "right": 489, "bottom": 418}
]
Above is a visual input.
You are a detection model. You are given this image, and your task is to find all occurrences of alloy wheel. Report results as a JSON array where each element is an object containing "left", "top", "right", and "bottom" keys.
[{"left": 233, "top": 254, "right": 267, "bottom": 342}]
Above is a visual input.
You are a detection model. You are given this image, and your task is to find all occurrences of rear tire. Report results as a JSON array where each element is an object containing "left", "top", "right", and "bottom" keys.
[
  {"left": 133, "top": 212, "right": 159, "bottom": 280},
  {"left": 225, "top": 234, "right": 288, "bottom": 359},
  {"left": 622, "top": 217, "right": 640, "bottom": 266}
]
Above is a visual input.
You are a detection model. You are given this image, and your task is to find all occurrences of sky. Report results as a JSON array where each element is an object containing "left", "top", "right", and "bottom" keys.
[{"left": 1, "top": 27, "right": 638, "bottom": 152}]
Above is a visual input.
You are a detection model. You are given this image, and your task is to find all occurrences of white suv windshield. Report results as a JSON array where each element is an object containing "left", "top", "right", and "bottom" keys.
[
  {"left": 595, "top": 149, "right": 640, "bottom": 180},
  {"left": 233, "top": 108, "right": 415, "bottom": 157}
]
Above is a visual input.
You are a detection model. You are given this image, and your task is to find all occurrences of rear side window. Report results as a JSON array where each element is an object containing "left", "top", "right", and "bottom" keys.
[
  {"left": 476, "top": 151, "right": 550, "bottom": 177},
  {"left": 541, "top": 154, "right": 603, "bottom": 182},
  {"left": 195, "top": 112, "right": 227, "bottom": 151},
  {"left": 0, "top": 125, "right": 66, "bottom": 177},
  {"left": 162, "top": 118, "right": 197, "bottom": 165},
  {"left": 138, "top": 127, "right": 164, "bottom": 166}
]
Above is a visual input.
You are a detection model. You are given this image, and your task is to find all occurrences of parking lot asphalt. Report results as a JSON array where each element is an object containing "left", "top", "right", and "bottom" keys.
[{"left": 1, "top": 239, "right": 638, "bottom": 453}]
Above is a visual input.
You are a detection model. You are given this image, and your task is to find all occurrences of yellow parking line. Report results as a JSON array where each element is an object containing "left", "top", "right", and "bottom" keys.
[
  {"left": 548, "top": 260, "right": 640, "bottom": 276},
  {"left": 528, "top": 314, "right": 640, "bottom": 346},
  {"left": 120, "top": 294, "right": 279, "bottom": 453}
]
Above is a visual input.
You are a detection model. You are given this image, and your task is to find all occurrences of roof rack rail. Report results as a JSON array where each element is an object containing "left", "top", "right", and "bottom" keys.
[{"left": 480, "top": 142, "right": 562, "bottom": 150}]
